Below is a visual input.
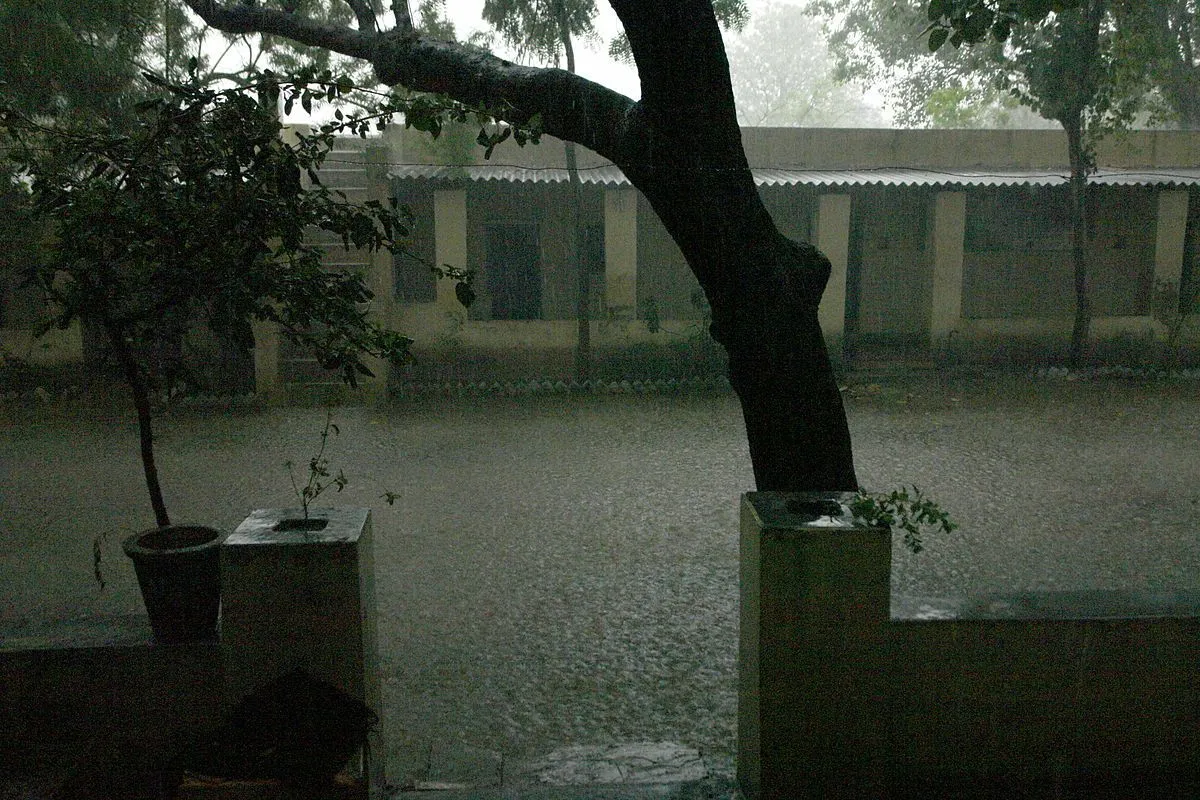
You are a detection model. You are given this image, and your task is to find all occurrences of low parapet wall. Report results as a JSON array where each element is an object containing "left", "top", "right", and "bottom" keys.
[
  {"left": 0, "top": 616, "right": 223, "bottom": 795},
  {"left": 739, "top": 492, "right": 1200, "bottom": 799}
]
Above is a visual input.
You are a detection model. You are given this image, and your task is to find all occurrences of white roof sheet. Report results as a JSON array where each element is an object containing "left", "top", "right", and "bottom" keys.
[{"left": 390, "top": 163, "right": 1200, "bottom": 188}]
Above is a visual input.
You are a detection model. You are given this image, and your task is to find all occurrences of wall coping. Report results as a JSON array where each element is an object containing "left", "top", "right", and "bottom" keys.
[
  {"left": 892, "top": 589, "right": 1200, "bottom": 622},
  {"left": 0, "top": 614, "right": 154, "bottom": 652}
]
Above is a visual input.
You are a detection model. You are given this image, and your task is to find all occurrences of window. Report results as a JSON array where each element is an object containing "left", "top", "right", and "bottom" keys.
[
  {"left": 581, "top": 224, "right": 605, "bottom": 317},
  {"left": 966, "top": 188, "right": 1071, "bottom": 252},
  {"left": 485, "top": 224, "right": 542, "bottom": 320}
]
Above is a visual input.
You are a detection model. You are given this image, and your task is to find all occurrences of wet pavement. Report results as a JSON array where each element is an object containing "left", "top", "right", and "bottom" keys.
[{"left": 2, "top": 369, "right": 1199, "bottom": 789}]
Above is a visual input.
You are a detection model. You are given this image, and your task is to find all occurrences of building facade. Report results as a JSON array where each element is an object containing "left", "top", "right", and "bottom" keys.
[{"left": 3, "top": 126, "right": 1197, "bottom": 398}]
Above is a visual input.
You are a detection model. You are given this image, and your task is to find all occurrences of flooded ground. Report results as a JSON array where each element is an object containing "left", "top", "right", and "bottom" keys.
[{"left": 2, "top": 370, "right": 1198, "bottom": 784}]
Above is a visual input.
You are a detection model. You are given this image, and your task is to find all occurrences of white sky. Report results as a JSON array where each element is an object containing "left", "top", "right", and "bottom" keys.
[{"left": 445, "top": 0, "right": 809, "bottom": 102}]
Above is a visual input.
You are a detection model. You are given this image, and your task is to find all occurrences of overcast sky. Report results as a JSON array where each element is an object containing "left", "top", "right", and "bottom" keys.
[{"left": 445, "top": 0, "right": 808, "bottom": 101}]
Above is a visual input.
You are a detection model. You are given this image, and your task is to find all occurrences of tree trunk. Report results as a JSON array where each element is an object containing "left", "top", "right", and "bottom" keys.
[
  {"left": 566, "top": 139, "right": 591, "bottom": 382},
  {"left": 557, "top": 7, "right": 590, "bottom": 382},
  {"left": 1065, "top": 118, "right": 1091, "bottom": 367},
  {"left": 719, "top": 237, "right": 857, "bottom": 491},
  {"left": 109, "top": 323, "right": 171, "bottom": 528},
  {"left": 621, "top": 137, "right": 858, "bottom": 489}
]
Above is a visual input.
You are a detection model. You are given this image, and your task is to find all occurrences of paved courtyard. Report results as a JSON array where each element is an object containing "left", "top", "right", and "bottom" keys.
[{"left": 2, "top": 369, "right": 1198, "bottom": 788}]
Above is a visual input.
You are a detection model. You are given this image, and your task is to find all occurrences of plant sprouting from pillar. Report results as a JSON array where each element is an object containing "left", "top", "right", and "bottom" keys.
[
  {"left": 849, "top": 485, "right": 957, "bottom": 554},
  {"left": 286, "top": 410, "right": 348, "bottom": 520}
]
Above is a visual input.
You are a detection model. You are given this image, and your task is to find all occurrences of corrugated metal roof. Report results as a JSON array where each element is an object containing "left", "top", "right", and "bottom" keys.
[
  {"left": 391, "top": 163, "right": 1200, "bottom": 188},
  {"left": 389, "top": 164, "right": 628, "bottom": 185},
  {"left": 756, "top": 167, "right": 1200, "bottom": 188}
]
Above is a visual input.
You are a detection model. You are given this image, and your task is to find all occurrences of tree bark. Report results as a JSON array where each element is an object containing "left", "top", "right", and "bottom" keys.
[
  {"left": 108, "top": 322, "right": 172, "bottom": 528},
  {"left": 182, "top": 0, "right": 859, "bottom": 492},
  {"left": 557, "top": 3, "right": 591, "bottom": 382},
  {"left": 1065, "top": 118, "right": 1091, "bottom": 367}
]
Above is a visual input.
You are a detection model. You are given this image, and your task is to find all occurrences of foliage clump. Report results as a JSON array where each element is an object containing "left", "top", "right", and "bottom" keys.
[
  {"left": 849, "top": 485, "right": 957, "bottom": 554},
  {"left": 0, "top": 67, "right": 417, "bottom": 527}
]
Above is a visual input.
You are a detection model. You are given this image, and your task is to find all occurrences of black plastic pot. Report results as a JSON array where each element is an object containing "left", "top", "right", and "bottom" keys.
[{"left": 122, "top": 525, "right": 224, "bottom": 644}]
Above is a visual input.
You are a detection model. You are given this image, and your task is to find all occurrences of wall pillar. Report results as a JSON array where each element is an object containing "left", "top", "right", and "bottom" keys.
[
  {"left": 363, "top": 144, "right": 394, "bottom": 401},
  {"left": 929, "top": 191, "right": 966, "bottom": 347},
  {"left": 252, "top": 319, "right": 280, "bottom": 403},
  {"left": 815, "top": 194, "right": 851, "bottom": 345},
  {"left": 604, "top": 188, "right": 639, "bottom": 319},
  {"left": 739, "top": 492, "right": 891, "bottom": 800},
  {"left": 1155, "top": 190, "right": 1190, "bottom": 306},
  {"left": 222, "top": 507, "right": 383, "bottom": 792},
  {"left": 434, "top": 188, "right": 468, "bottom": 311}
]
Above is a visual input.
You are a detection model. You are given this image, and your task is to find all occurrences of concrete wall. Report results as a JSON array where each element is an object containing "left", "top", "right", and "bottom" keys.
[
  {"left": 0, "top": 618, "right": 223, "bottom": 795},
  {"left": 1, "top": 508, "right": 381, "bottom": 795},
  {"left": 0, "top": 321, "right": 83, "bottom": 365},
  {"left": 739, "top": 492, "right": 1200, "bottom": 799},
  {"left": 380, "top": 128, "right": 1197, "bottom": 382}
]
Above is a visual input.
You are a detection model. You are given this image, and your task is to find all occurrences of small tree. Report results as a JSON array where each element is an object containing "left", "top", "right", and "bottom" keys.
[
  {"left": 818, "top": 0, "right": 1152, "bottom": 365},
  {"left": 2, "top": 70, "right": 414, "bottom": 529}
]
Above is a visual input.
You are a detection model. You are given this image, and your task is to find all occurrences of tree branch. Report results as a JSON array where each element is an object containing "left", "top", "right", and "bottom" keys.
[
  {"left": 181, "top": 0, "right": 638, "bottom": 162},
  {"left": 185, "top": 0, "right": 377, "bottom": 59}
]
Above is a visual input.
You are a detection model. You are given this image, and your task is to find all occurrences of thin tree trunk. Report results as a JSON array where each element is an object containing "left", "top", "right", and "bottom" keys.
[
  {"left": 1065, "top": 118, "right": 1091, "bottom": 367},
  {"left": 566, "top": 142, "right": 590, "bottom": 382},
  {"left": 557, "top": 4, "right": 590, "bottom": 382},
  {"left": 109, "top": 323, "right": 171, "bottom": 528}
]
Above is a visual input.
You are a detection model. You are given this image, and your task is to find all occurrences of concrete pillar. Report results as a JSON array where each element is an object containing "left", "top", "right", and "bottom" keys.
[
  {"left": 434, "top": 189, "right": 468, "bottom": 310},
  {"left": 929, "top": 192, "right": 966, "bottom": 344},
  {"left": 739, "top": 492, "right": 891, "bottom": 800},
  {"left": 363, "top": 144, "right": 394, "bottom": 401},
  {"left": 252, "top": 319, "right": 280, "bottom": 403},
  {"left": 222, "top": 507, "right": 383, "bottom": 791},
  {"left": 815, "top": 194, "right": 851, "bottom": 342},
  {"left": 604, "top": 188, "right": 639, "bottom": 319},
  {"left": 1155, "top": 190, "right": 1190, "bottom": 297}
]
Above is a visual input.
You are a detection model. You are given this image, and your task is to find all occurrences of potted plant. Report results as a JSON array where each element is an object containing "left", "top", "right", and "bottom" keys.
[{"left": 3, "top": 69, "right": 415, "bottom": 642}]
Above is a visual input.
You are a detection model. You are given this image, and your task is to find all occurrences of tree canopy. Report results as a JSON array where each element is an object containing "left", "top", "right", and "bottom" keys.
[{"left": 728, "top": 2, "right": 884, "bottom": 127}]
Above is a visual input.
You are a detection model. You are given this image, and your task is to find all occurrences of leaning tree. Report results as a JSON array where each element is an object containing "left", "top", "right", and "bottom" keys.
[{"left": 182, "top": 0, "right": 859, "bottom": 492}]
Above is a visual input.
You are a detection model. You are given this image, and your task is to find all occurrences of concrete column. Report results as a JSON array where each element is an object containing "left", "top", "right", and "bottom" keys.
[
  {"left": 363, "top": 144, "right": 394, "bottom": 401},
  {"left": 815, "top": 194, "right": 851, "bottom": 342},
  {"left": 222, "top": 506, "right": 383, "bottom": 791},
  {"left": 1154, "top": 190, "right": 1190, "bottom": 297},
  {"left": 434, "top": 188, "right": 468, "bottom": 310},
  {"left": 739, "top": 492, "right": 890, "bottom": 800},
  {"left": 604, "top": 188, "right": 638, "bottom": 319},
  {"left": 252, "top": 319, "right": 280, "bottom": 403},
  {"left": 929, "top": 192, "right": 966, "bottom": 344}
]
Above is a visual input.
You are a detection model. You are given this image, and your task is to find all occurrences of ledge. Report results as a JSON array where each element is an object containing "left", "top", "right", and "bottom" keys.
[
  {"left": 892, "top": 589, "right": 1200, "bottom": 622},
  {"left": 0, "top": 614, "right": 155, "bottom": 652}
]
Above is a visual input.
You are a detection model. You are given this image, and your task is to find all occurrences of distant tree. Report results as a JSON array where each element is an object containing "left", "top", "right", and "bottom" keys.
[
  {"left": 816, "top": 0, "right": 1154, "bottom": 364},
  {"left": 183, "top": 0, "right": 859, "bottom": 492},
  {"left": 1118, "top": 0, "right": 1199, "bottom": 128},
  {"left": 480, "top": 0, "right": 601, "bottom": 379},
  {"left": 0, "top": 0, "right": 157, "bottom": 121},
  {"left": 727, "top": 2, "right": 884, "bottom": 127},
  {"left": 809, "top": 0, "right": 1058, "bottom": 127}
]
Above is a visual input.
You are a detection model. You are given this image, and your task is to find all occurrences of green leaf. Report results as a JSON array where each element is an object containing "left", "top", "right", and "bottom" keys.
[{"left": 928, "top": 27, "right": 950, "bottom": 51}]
